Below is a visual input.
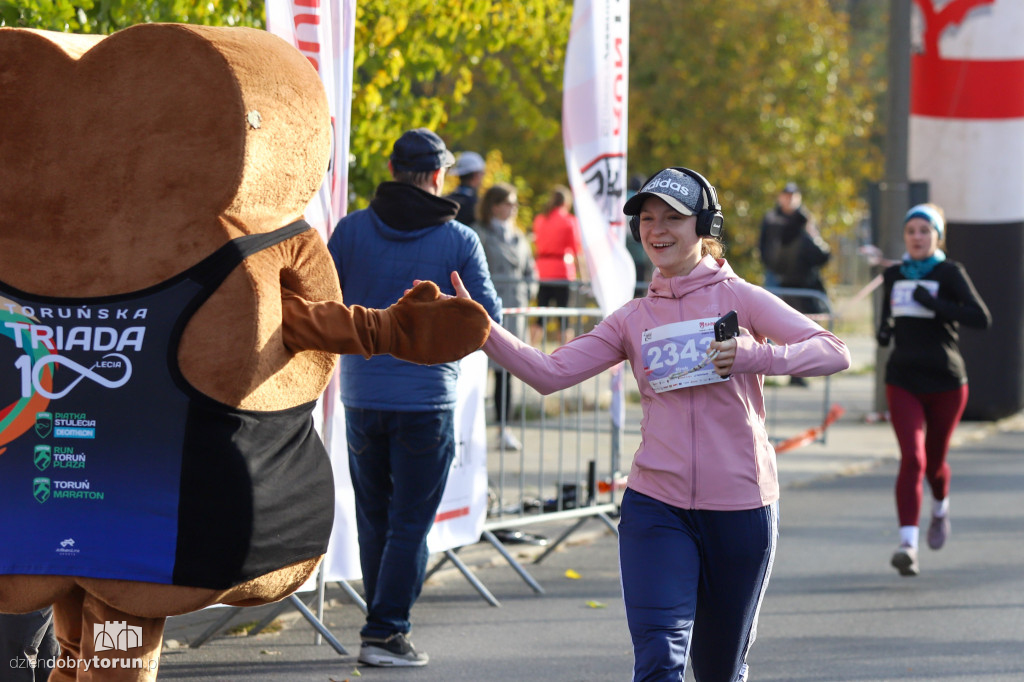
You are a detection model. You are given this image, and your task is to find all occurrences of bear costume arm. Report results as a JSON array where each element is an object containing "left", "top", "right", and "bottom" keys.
[{"left": 282, "top": 280, "right": 491, "bottom": 365}]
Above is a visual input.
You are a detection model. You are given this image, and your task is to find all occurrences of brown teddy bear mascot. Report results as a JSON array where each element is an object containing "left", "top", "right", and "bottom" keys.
[{"left": 0, "top": 23, "right": 490, "bottom": 680}]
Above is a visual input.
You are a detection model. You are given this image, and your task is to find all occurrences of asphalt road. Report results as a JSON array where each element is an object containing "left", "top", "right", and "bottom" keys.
[{"left": 159, "top": 412, "right": 1024, "bottom": 682}]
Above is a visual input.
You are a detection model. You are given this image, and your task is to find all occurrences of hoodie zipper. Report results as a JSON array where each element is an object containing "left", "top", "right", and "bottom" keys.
[
  {"left": 689, "top": 390, "right": 698, "bottom": 508},
  {"left": 681, "top": 294, "right": 698, "bottom": 508}
]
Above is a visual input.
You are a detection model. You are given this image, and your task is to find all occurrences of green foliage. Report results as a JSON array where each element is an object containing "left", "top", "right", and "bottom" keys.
[
  {"left": 351, "top": 0, "right": 570, "bottom": 203},
  {"left": 3, "top": 0, "right": 884, "bottom": 282},
  {"left": 355, "top": 0, "right": 883, "bottom": 280},
  {"left": 629, "top": 0, "right": 882, "bottom": 280},
  {"left": 0, "top": 0, "right": 263, "bottom": 32}
]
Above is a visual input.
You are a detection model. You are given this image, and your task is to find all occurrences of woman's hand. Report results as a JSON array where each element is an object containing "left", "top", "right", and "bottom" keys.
[
  {"left": 707, "top": 326, "right": 747, "bottom": 377},
  {"left": 407, "top": 272, "right": 473, "bottom": 301},
  {"left": 450, "top": 271, "right": 472, "bottom": 299}
]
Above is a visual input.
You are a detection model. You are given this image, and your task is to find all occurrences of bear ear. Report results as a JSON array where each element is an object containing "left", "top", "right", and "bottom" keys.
[
  {"left": 0, "top": 24, "right": 330, "bottom": 294},
  {"left": 196, "top": 25, "right": 332, "bottom": 234},
  {"left": 0, "top": 24, "right": 329, "bottom": 237},
  {"left": 0, "top": 25, "right": 246, "bottom": 243}
]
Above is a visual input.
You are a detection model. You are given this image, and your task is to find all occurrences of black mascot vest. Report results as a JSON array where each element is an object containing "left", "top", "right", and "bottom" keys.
[{"left": 0, "top": 221, "right": 334, "bottom": 589}]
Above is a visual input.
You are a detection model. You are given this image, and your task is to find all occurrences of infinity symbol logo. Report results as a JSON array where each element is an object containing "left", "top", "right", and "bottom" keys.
[{"left": 32, "top": 353, "right": 133, "bottom": 400}]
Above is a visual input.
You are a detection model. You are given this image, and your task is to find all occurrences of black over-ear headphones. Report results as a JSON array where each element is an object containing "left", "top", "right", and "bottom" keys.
[{"left": 628, "top": 167, "right": 724, "bottom": 241}]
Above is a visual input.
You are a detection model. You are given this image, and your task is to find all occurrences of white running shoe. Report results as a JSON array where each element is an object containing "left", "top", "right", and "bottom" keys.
[
  {"left": 499, "top": 430, "right": 521, "bottom": 451},
  {"left": 890, "top": 544, "right": 919, "bottom": 577}
]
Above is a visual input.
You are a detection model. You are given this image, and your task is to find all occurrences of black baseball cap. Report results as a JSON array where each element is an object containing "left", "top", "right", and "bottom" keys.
[
  {"left": 390, "top": 128, "right": 456, "bottom": 172},
  {"left": 623, "top": 168, "right": 703, "bottom": 216}
]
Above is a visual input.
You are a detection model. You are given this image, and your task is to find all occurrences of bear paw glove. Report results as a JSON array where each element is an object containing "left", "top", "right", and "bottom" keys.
[
  {"left": 281, "top": 282, "right": 490, "bottom": 364},
  {"left": 385, "top": 281, "right": 491, "bottom": 364}
]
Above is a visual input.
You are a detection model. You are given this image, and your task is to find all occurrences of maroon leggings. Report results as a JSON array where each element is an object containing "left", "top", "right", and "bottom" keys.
[{"left": 887, "top": 383, "right": 969, "bottom": 527}]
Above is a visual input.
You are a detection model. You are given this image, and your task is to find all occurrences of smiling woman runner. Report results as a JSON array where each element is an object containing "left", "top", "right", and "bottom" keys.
[{"left": 450, "top": 166, "right": 851, "bottom": 682}]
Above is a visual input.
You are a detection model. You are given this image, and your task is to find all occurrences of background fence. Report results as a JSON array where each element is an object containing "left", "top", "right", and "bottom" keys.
[{"left": 449, "top": 288, "right": 838, "bottom": 602}]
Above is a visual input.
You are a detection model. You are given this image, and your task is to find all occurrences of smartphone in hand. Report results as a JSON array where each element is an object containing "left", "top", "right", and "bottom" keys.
[
  {"left": 714, "top": 310, "right": 739, "bottom": 342},
  {"left": 712, "top": 310, "right": 739, "bottom": 379}
]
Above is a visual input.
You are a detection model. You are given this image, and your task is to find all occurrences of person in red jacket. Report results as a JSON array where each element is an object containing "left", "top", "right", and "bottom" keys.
[{"left": 530, "top": 185, "right": 585, "bottom": 344}]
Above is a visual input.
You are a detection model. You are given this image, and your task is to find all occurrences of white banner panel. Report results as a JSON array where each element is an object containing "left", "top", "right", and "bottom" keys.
[
  {"left": 909, "top": 0, "right": 1024, "bottom": 223},
  {"left": 427, "top": 350, "right": 489, "bottom": 553},
  {"left": 321, "top": 352, "right": 490, "bottom": 581},
  {"left": 910, "top": 117, "right": 1024, "bottom": 222}
]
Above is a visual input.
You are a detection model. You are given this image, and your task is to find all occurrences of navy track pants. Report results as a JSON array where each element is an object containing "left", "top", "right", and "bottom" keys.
[{"left": 618, "top": 489, "right": 778, "bottom": 682}]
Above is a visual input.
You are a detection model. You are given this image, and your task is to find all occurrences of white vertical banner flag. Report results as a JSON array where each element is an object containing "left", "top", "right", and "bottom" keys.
[
  {"left": 266, "top": 0, "right": 360, "bottom": 580},
  {"left": 266, "top": 0, "right": 355, "bottom": 240},
  {"left": 564, "top": 0, "right": 633, "bottom": 437},
  {"left": 563, "top": 0, "right": 635, "bottom": 318}
]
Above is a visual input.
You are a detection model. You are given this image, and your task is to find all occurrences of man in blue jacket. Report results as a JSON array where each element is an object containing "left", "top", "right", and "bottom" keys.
[{"left": 327, "top": 128, "right": 502, "bottom": 668}]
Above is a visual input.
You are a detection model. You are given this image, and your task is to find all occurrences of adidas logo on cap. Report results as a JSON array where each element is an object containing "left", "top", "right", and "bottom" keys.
[{"left": 644, "top": 177, "right": 692, "bottom": 196}]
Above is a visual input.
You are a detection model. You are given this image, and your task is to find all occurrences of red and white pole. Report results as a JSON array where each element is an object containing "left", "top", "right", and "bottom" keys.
[{"left": 909, "top": 0, "right": 1024, "bottom": 419}]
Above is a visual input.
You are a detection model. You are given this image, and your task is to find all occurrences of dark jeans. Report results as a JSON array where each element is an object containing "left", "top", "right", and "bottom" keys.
[
  {"left": 494, "top": 368, "right": 513, "bottom": 425},
  {"left": 345, "top": 407, "right": 455, "bottom": 639},
  {"left": 0, "top": 607, "right": 58, "bottom": 681},
  {"left": 618, "top": 489, "right": 778, "bottom": 682}
]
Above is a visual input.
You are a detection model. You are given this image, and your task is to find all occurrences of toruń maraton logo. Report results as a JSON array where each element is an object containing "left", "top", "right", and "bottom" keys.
[{"left": 33, "top": 477, "right": 50, "bottom": 503}]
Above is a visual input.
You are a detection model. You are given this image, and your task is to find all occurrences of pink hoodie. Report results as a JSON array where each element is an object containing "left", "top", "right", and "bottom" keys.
[{"left": 483, "top": 256, "right": 851, "bottom": 511}]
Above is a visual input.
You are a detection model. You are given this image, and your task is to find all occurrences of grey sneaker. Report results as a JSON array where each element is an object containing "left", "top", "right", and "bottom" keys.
[
  {"left": 927, "top": 514, "right": 950, "bottom": 550},
  {"left": 359, "top": 633, "right": 429, "bottom": 667},
  {"left": 891, "top": 544, "right": 919, "bottom": 577}
]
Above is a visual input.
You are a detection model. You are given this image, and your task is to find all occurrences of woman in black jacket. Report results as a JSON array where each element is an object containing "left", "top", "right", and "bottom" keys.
[{"left": 877, "top": 203, "right": 991, "bottom": 577}]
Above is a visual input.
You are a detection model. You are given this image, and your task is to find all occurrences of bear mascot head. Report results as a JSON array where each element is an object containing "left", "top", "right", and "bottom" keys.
[{"left": 0, "top": 23, "right": 489, "bottom": 679}]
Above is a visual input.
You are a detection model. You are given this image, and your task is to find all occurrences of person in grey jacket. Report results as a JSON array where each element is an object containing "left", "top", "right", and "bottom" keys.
[
  {"left": 326, "top": 128, "right": 501, "bottom": 668},
  {"left": 473, "top": 182, "right": 537, "bottom": 450}
]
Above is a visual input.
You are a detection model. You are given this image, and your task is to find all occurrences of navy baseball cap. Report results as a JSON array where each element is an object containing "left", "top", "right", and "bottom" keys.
[
  {"left": 623, "top": 168, "right": 702, "bottom": 216},
  {"left": 390, "top": 128, "right": 456, "bottom": 172}
]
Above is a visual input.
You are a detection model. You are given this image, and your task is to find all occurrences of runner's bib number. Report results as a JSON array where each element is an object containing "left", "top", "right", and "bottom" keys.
[
  {"left": 891, "top": 280, "right": 939, "bottom": 319},
  {"left": 641, "top": 317, "right": 727, "bottom": 393}
]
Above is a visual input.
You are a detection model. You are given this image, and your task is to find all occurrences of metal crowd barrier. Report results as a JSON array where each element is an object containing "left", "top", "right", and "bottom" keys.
[
  {"left": 763, "top": 286, "right": 838, "bottom": 447},
  {"left": 425, "top": 305, "right": 623, "bottom": 605}
]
